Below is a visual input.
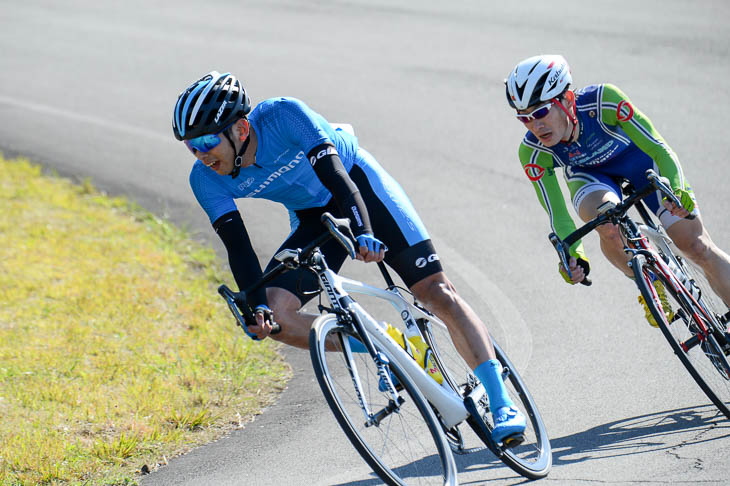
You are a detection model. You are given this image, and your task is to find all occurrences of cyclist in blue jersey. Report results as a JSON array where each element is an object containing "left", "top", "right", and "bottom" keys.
[
  {"left": 172, "top": 71, "right": 525, "bottom": 444},
  {"left": 505, "top": 55, "right": 730, "bottom": 327}
]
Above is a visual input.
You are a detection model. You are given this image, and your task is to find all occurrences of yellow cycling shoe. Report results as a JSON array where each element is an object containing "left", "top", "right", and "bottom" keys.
[{"left": 638, "top": 279, "right": 674, "bottom": 328}]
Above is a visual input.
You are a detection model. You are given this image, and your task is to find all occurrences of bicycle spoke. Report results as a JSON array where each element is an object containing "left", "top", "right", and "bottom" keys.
[
  {"left": 635, "top": 257, "right": 730, "bottom": 419},
  {"left": 423, "top": 318, "right": 552, "bottom": 479},
  {"left": 310, "top": 316, "right": 456, "bottom": 485}
]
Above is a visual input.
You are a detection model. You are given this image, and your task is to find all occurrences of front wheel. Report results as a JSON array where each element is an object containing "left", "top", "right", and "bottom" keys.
[
  {"left": 309, "top": 314, "right": 457, "bottom": 486},
  {"left": 421, "top": 319, "right": 552, "bottom": 479},
  {"left": 633, "top": 254, "right": 730, "bottom": 419}
]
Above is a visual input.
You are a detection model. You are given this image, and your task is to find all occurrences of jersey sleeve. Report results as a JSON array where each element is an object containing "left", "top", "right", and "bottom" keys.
[
  {"left": 189, "top": 162, "right": 238, "bottom": 224},
  {"left": 272, "top": 98, "right": 332, "bottom": 155},
  {"left": 518, "top": 142, "right": 587, "bottom": 259},
  {"left": 599, "top": 83, "right": 687, "bottom": 192}
]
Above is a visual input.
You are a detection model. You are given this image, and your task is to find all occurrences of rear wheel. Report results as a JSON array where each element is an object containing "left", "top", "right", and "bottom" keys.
[
  {"left": 420, "top": 317, "right": 552, "bottom": 479},
  {"left": 309, "top": 314, "right": 457, "bottom": 486},
  {"left": 633, "top": 254, "right": 730, "bottom": 419}
]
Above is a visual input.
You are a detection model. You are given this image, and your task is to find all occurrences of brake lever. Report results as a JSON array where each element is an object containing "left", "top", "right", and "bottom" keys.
[
  {"left": 646, "top": 170, "right": 695, "bottom": 220},
  {"left": 321, "top": 212, "right": 357, "bottom": 259},
  {"left": 218, "top": 285, "right": 281, "bottom": 337},
  {"left": 549, "top": 233, "right": 592, "bottom": 286}
]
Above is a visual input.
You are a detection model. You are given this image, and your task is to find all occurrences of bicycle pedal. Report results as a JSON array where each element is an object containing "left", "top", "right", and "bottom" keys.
[{"left": 501, "top": 433, "right": 525, "bottom": 449}]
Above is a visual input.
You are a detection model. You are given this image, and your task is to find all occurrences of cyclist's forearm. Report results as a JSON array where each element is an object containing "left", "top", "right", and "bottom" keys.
[
  {"left": 213, "top": 211, "right": 268, "bottom": 307},
  {"left": 309, "top": 143, "right": 373, "bottom": 237}
]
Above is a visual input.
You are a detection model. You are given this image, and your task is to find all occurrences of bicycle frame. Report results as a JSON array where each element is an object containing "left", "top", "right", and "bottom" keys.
[
  {"left": 627, "top": 221, "right": 717, "bottom": 347},
  {"left": 550, "top": 170, "right": 721, "bottom": 350},
  {"left": 315, "top": 259, "right": 484, "bottom": 429}
]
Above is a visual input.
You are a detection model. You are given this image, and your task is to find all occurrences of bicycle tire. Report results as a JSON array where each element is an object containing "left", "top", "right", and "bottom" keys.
[
  {"left": 633, "top": 254, "right": 730, "bottom": 419},
  {"left": 421, "top": 318, "right": 552, "bottom": 479},
  {"left": 309, "top": 314, "right": 458, "bottom": 486}
]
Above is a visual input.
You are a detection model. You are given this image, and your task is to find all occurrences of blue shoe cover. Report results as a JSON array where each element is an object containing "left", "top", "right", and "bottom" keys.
[{"left": 491, "top": 406, "right": 526, "bottom": 445}]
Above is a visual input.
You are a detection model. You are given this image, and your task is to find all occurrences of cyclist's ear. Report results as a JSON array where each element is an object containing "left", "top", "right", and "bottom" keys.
[
  {"left": 233, "top": 118, "right": 250, "bottom": 141},
  {"left": 562, "top": 90, "right": 575, "bottom": 105}
]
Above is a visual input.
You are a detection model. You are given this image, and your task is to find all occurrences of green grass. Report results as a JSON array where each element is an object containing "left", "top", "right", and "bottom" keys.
[{"left": 0, "top": 156, "right": 291, "bottom": 485}]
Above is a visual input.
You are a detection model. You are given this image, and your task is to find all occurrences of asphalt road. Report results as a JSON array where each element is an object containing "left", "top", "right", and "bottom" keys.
[{"left": 2, "top": 1, "right": 730, "bottom": 484}]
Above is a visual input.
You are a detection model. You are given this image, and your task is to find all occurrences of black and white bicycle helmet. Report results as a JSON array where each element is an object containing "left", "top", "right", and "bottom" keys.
[
  {"left": 505, "top": 55, "right": 572, "bottom": 110},
  {"left": 172, "top": 71, "right": 251, "bottom": 141}
]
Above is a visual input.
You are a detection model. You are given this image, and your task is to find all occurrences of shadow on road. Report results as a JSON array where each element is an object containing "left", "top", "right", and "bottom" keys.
[
  {"left": 330, "top": 405, "right": 729, "bottom": 485},
  {"left": 550, "top": 404, "right": 730, "bottom": 465}
]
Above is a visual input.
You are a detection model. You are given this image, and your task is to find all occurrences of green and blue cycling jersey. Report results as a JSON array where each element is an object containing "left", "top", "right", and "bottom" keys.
[{"left": 518, "top": 83, "right": 692, "bottom": 260}]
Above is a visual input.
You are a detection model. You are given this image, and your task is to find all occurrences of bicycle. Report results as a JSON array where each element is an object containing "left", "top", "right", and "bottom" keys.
[
  {"left": 550, "top": 169, "right": 730, "bottom": 419},
  {"left": 219, "top": 213, "right": 552, "bottom": 485}
]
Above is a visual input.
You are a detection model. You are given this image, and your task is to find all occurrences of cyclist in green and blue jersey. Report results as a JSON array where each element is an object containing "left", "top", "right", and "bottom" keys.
[{"left": 505, "top": 55, "right": 730, "bottom": 326}]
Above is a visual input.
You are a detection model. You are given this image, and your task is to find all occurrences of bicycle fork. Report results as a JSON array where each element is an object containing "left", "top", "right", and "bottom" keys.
[{"left": 341, "top": 332, "right": 403, "bottom": 427}]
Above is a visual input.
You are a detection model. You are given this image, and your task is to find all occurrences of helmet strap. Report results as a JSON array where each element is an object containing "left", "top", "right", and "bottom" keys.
[
  {"left": 551, "top": 95, "right": 578, "bottom": 143},
  {"left": 223, "top": 127, "right": 251, "bottom": 179}
]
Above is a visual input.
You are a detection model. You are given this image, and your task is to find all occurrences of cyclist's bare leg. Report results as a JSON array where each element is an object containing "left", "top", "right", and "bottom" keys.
[
  {"left": 577, "top": 190, "right": 633, "bottom": 278},
  {"left": 246, "top": 287, "right": 315, "bottom": 348},
  {"left": 409, "top": 271, "right": 496, "bottom": 369},
  {"left": 249, "top": 287, "right": 344, "bottom": 351},
  {"left": 666, "top": 216, "right": 730, "bottom": 306}
]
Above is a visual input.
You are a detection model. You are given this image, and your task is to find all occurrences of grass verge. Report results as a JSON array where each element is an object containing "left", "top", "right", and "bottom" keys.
[{"left": 0, "top": 155, "right": 291, "bottom": 485}]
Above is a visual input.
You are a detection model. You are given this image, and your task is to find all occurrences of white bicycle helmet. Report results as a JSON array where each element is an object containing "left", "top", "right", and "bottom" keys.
[{"left": 505, "top": 55, "right": 572, "bottom": 110}]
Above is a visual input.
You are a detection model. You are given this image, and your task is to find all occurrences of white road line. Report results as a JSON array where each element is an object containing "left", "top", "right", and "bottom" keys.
[{"left": 0, "top": 95, "right": 170, "bottom": 143}]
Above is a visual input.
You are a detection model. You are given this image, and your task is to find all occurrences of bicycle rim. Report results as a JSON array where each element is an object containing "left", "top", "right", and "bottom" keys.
[
  {"left": 309, "top": 315, "right": 457, "bottom": 486},
  {"left": 634, "top": 255, "right": 730, "bottom": 419},
  {"left": 423, "top": 319, "right": 552, "bottom": 479}
]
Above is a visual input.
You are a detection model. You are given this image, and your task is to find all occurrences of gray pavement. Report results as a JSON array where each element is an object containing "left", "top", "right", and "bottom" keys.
[{"left": 1, "top": 0, "right": 729, "bottom": 484}]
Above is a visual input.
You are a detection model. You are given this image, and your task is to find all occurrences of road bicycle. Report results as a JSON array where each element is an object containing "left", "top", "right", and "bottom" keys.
[
  {"left": 550, "top": 169, "right": 730, "bottom": 419},
  {"left": 219, "top": 213, "right": 552, "bottom": 485}
]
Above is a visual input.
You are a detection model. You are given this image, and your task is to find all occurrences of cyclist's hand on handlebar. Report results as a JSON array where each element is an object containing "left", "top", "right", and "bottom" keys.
[
  {"left": 559, "top": 256, "right": 590, "bottom": 285},
  {"left": 246, "top": 304, "right": 276, "bottom": 340},
  {"left": 662, "top": 188, "right": 695, "bottom": 218},
  {"left": 355, "top": 234, "right": 387, "bottom": 263}
]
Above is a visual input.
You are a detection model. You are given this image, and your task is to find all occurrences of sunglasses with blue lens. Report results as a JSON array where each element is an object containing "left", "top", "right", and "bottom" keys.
[
  {"left": 184, "top": 133, "right": 223, "bottom": 155},
  {"left": 183, "top": 122, "right": 236, "bottom": 155}
]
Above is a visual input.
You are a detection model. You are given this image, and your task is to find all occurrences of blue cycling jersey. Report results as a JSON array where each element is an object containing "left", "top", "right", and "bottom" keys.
[{"left": 190, "top": 97, "right": 359, "bottom": 225}]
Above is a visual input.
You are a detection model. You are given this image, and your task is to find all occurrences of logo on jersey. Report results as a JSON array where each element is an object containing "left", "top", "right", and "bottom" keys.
[
  {"left": 308, "top": 145, "right": 337, "bottom": 166},
  {"left": 523, "top": 163, "right": 545, "bottom": 182},
  {"left": 245, "top": 151, "right": 305, "bottom": 197},
  {"left": 617, "top": 100, "right": 634, "bottom": 122},
  {"left": 415, "top": 254, "right": 439, "bottom": 268},
  {"left": 237, "top": 177, "right": 256, "bottom": 191},
  {"left": 215, "top": 101, "right": 227, "bottom": 124}
]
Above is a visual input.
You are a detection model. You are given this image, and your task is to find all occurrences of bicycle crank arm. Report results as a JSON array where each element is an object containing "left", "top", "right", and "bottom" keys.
[{"left": 463, "top": 393, "right": 502, "bottom": 457}]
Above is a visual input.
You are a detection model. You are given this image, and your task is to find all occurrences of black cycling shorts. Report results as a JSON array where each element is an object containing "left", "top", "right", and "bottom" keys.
[{"left": 264, "top": 162, "right": 443, "bottom": 305}]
